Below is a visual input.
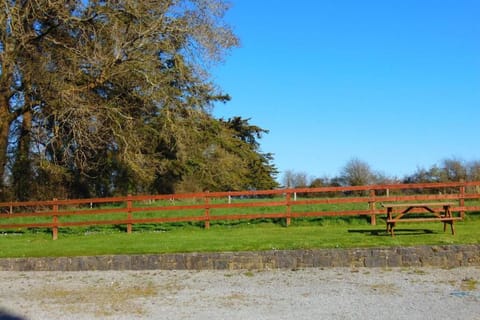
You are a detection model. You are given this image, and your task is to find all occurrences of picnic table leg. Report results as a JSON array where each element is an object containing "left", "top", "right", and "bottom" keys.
[
  {"left": 443, "top": 220, "right": 455, "bottom": 234},
  {"left": 448, "top": 221, "right": 455, "bottom": 235},
  {"left": 386, "top": 208, "right": 394, "bottom": 236},
  {"left": 386, "top": 222, "right": 395, "bottom": 236},
  {"left": 443, "top": 205, "right": 455, "bottom": 235}
]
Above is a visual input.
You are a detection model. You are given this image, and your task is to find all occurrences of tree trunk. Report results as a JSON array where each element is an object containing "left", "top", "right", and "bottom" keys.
[
  {"left": 0, "top": 95, "right": 11, "bottom": 192},
  {"left": 12, "top": 109, "right": 33, "bottom": 200}
]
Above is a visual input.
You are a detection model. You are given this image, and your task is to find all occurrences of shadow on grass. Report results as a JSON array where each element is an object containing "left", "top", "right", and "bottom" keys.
[{"left": 348, "top": 228, "right": 436, "bottom": 236}]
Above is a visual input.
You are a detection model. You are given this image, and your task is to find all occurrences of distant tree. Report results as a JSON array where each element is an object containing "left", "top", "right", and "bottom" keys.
[
  {"left": 340, "top": 158, "right": 375, "bottom": 186},
  {"left": 304, "top": 177, "right": 331, "bottom": 198},
  {"left": 328, "top": 176, "right": 344, "bottom": 187},
  {"left": 467, "top": 161, "right": 480, "bottom": 182},
  {"left": 374, "top": 172, "right": 398, "bottom": 185},
  {"left": 404, "top": 159, "right": 468, "bottom": 185},
  {"left": 403, "top": 166, "right": 441, "bottom": 184},
  {"left": 282, "top": 170, "right": 309, "bottom": 188},
  {"left": 439, "top": 158, "right": 467, "bottom": 182},
  {"left": 282, "top": 170, "right": 295, "bottom": 188},
  {"left": 467, "top": 161, "right": 480, "bottom": 193},
  {"left": 309, "top": 177, "right": 326, "bottom": 188}
]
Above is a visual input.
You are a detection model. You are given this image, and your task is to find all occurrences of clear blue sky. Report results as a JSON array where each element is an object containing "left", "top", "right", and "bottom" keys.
[{"left": 212, "top": 0, "right": 480, "bottom": 180}]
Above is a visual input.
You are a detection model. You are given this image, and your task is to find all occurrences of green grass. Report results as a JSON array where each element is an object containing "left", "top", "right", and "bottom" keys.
[
  {"left": 1, "top": 197, "right": 479, "bottom": 258},
  {"left": 1, "top": 214, "right": 479, "bottom": 258}
]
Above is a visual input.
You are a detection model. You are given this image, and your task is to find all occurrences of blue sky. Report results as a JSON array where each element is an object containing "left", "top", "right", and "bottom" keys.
[{"left": 212, "top": 0, "right": 480, "bottom": 180}]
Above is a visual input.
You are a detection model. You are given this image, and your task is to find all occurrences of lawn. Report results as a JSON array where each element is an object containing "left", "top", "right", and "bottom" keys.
[{"left": 1, "top": 214, "right": 479, "bottom": 258}]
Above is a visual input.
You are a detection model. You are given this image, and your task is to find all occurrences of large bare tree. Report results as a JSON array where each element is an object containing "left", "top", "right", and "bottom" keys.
[{"left": 1, "top": 0, "right": 264, "bottom": 199}]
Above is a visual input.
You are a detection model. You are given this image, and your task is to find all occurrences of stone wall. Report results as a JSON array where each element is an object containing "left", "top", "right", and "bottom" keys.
[{"left": 0, "top": 245, "right": 479, "bottom": 271}]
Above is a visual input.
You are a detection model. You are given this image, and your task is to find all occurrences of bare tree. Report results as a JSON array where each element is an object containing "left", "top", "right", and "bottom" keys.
[
  {"left": 467, "top": 161, "right": 480, "bottom": 182},
  {"left": 340, "top": 158, "right": 375, "bottom": 186},
  {"left": 282, "top": 170, "right": 309, "bottom": 188},
  {"left": 439, "top": 158, "right": 467, "bottom": 182}
]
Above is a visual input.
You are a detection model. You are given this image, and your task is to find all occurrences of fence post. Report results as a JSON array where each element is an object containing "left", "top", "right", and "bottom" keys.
[
  {"left": 286, "top": 192, "right": 291, "bottom": 227},
  {"left": 369, "top": 190, "right": 376, "bottom": 226},
  {"left": 52, "top": 198, "right": 59, "bottom": 240},
  {"left": 204, "top": 192, "right": 210, "bottom": 229},
  {"left": 459, "top": 183, "right": 465, "bottom": 219},
  {"left": 127, "top": 194, "right": 133, "bottom": 234}
]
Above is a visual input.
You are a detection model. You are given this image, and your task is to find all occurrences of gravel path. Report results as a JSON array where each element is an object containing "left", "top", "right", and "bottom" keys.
[{"left": 1, "top": 267, "right": 479, "bottom": 320}]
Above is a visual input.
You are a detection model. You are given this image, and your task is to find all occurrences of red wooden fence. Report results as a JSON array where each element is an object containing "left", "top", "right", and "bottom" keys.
[{"left": 1, "top": 181, "right": 479, "bottom": 239}]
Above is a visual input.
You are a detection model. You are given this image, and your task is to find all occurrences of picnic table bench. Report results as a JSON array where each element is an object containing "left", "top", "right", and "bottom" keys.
[{"left": 381, "top": 202, "right": 462, "bottom": 237}]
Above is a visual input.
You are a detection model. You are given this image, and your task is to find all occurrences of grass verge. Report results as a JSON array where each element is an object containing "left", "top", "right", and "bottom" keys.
[{"left": 1, "top": 215, "right": 479, "bottom": 258}]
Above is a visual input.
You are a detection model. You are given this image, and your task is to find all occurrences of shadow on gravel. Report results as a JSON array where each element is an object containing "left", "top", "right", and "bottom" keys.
[
  {"left": 348, "top": 229, "right": 435, "bottom": 236},
  {"left": 0, "top": 309, "right": 27, "bottom": 320}
]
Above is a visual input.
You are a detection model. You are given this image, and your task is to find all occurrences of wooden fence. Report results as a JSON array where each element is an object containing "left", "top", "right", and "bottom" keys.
[{"left": 1, "top": 181, "right": 480, "bottom": 239}]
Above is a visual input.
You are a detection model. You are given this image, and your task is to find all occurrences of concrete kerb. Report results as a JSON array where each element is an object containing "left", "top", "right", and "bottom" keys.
[{"left": 0, "top": 245, "right": 479, "bottom": 271}]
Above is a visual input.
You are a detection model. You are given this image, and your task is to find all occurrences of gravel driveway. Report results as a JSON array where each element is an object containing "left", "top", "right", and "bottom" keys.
[{"left": 1, "top": 267, "right": 479, "bottom": 320}]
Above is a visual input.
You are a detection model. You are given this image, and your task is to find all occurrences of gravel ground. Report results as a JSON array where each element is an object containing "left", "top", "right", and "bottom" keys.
[{"left": 0, "top": 267, "right": 479, "bottom": 320}]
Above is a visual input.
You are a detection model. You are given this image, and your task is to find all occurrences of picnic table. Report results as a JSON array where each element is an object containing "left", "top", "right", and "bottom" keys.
[{"left": 381, "top": 202, "right": 461, "bottom": 237}]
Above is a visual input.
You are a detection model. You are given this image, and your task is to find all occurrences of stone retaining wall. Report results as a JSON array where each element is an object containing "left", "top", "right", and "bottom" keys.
[{"left": 0, "top": 245, "right": 479, "bottom": 271}]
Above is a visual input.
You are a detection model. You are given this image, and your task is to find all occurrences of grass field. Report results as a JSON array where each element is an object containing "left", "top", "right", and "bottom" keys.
[{"left": 1, "top": 212, "right": 479, "bottom": 258}]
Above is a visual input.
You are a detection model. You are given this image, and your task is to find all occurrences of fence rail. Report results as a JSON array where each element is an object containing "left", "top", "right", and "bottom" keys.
[{"left": 1, "top": 181, "right": 480, "bottom": 239}]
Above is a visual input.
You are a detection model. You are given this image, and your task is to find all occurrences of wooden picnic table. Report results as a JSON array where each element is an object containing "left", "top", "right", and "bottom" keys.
[{"left": 381, "top": 202, "right": 461, "bottom": 237}]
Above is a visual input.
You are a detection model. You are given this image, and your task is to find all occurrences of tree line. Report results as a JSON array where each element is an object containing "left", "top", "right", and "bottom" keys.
[
  {"left": 283, "top": 157, "right": 480, "bottom": 189},
  {"left": 0, "top": 0, "right": 278, "bottom": 201}
]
